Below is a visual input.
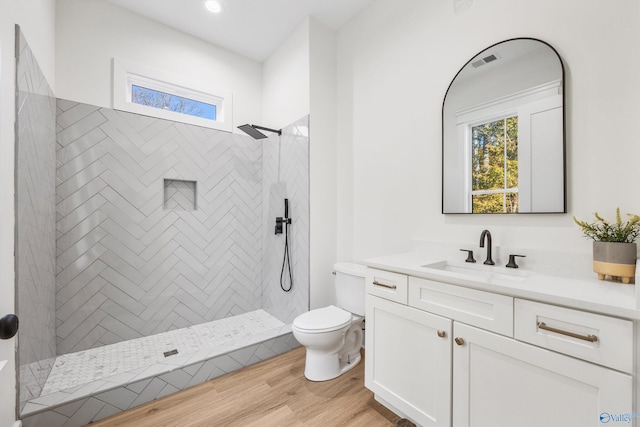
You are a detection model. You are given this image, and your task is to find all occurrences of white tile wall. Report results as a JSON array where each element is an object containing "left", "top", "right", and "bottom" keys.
[{"left": 55, "top": 101, "right": 264, "bottom": 354}]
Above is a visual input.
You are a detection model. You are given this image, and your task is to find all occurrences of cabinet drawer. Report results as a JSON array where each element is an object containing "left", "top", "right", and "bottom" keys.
[
  {"left": 514, "top": 299, "right": 633, "bottom": 373},
  {"left": 409, "top": 277, "right": 513, "bottom": 336},
  {"left": 366, "top": 269, "right": 408, "bottom": 304}
]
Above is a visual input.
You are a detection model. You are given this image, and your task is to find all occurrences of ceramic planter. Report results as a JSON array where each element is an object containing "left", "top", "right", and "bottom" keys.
[{"left": 593, "top": 241, "right": 637, "bottom": 284}]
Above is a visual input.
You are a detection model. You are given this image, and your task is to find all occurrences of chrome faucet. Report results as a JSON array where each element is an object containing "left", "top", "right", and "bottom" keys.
[{"left": 479, "top": 229, "right": 495, "bottom": 265}]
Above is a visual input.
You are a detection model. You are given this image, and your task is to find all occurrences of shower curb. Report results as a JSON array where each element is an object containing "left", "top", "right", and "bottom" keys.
[{"left": 21, "top": 330, "right": 299, "bottom": 427}]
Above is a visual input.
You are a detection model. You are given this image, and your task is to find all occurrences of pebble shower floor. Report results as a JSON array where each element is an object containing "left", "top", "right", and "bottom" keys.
[{"left": 42, "top": 310, "right": 284, "bottom": 394}]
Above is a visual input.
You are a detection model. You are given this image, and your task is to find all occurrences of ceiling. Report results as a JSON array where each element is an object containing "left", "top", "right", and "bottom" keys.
[{"left": 106, "top": 0, "right": 374, "bottom": 63}]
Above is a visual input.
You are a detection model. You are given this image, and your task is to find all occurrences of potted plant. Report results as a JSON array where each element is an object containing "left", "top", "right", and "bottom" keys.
[{"left": 574, "top": 208, "right": 640, "bottom": 284}]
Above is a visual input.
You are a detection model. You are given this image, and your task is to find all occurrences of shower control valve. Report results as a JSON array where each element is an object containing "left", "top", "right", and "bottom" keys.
[
  {"left": 275, "top": 217, "right": 291, "bottom": 235},
  {"left": 275, "top": 199, "right": 292, "bottom": 235}
]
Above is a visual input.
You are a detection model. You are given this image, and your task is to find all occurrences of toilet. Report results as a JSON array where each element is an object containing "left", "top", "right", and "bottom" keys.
[{"left": 292, "top": 262, "right": 366, "bottom": 381}]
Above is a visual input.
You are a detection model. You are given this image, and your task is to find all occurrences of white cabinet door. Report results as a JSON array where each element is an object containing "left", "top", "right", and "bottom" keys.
[
  {"left": 453, "top": 322, "right": 633, "bottom": 427},
  {"left": 365, "top": 294, "right": 452, "bottom": 427}
]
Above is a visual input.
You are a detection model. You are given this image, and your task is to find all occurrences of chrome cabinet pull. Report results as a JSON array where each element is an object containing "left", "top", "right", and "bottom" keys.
[
  {"left": 437, "top": 330, "right": 446, "bottom": 338},
  {"left": 537, "top": 321, "right": 598, "bottom": 343},
  {"left": 372, "top": 280, "right": 397, "bottom": 290}
]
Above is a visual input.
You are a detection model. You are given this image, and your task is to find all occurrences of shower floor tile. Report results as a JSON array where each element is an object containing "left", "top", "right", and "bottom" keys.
[{"left": 41, "top": 310, "right": 284, "bottom": 395}]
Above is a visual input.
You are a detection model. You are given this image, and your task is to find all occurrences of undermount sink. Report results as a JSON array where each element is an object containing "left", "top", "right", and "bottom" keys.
[{"left": 421, "top": 261, "right": 533, "bottom": 283}]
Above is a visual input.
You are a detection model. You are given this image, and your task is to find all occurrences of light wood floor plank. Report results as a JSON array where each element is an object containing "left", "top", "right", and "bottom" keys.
[{"left": 90, "top": 346, "right": 400, "bottom": 426}]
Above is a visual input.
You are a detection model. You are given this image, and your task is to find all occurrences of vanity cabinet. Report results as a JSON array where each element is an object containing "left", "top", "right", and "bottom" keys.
[
  {"left": 453, "top": 322, "right": 632, "bottom": 427},
  {"left": 365, "top": 269, "right": 634, "bottom": 427}
]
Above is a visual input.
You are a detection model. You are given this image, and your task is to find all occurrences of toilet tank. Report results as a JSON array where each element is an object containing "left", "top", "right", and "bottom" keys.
[{"left": 334, "top": 262, "right": 367, "bottom": 316}]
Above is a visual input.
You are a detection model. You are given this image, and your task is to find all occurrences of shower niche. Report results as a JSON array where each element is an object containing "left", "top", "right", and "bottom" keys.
[{"left": 163, "top": 179, "right": 197, "bottom": 211}]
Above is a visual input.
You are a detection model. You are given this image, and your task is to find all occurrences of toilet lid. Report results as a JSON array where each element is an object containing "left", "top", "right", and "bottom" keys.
[{"left": 293, "top": 305, "right": 352, "bottom": 333}]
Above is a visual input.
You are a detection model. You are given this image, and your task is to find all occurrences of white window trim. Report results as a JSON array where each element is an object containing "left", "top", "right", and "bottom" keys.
[
  {"left": 455, "top": 80, "right": 561, "bottom": 124},
  {"left": 112, "top": 58, "right": 233, "bottom": 132}
]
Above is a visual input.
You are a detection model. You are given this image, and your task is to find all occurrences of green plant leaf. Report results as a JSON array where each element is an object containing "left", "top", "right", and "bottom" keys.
[{"left": 574, "top": 208, "right": 640, "bottom": 243}]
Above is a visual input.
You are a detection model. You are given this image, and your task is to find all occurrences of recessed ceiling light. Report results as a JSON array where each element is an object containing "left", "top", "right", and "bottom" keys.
[{"left": 204, "top": 0, "right": 223, "bottom": 14}]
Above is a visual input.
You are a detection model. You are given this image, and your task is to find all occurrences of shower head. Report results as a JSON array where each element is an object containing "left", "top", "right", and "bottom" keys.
[{"left": 238, "top": 124, "right": 282, "bottom": 139}]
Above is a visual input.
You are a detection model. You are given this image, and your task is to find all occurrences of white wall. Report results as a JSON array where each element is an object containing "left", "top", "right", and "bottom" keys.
[
  {"left": 262, "top": 19, "right": 310, "bottom": 129},
  {"left": 55, "top": 0, "right": 263, "bottom": 132},
  {"left": 0, "top": 1, "right": 56, "bottom": 424},
  {"left": 309, "top": 20, "right": 337, "bottom": 309},
  {"left": 337, "top": 0, "right": 640, "bottom": 262}
]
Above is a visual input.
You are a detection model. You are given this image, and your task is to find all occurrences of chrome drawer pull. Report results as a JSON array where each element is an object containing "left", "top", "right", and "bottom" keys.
[
  {"left": 372, "top": 280, "right": 397, "bottom": 290},
  {"left": 537, "top": 321, "right": 598, "bottom": 343}
]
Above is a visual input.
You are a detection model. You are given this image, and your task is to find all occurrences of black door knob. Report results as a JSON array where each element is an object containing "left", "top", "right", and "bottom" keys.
[{"left": 0, "top": 314, "right": 18, "bottom": 340}]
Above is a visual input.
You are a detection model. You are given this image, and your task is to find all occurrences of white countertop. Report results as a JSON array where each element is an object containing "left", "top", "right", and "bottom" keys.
[{"left": 365, "top": 252, "right": 640, "bottom": 320}]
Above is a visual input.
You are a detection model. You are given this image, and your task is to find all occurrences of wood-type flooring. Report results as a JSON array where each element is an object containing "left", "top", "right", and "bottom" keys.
[{"left": 90, "top": 346, "right": 401, "bottom": 427}]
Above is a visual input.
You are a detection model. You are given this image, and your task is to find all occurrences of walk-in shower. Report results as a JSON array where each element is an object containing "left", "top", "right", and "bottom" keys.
[{"left": 15, "top": 29, "right": 310, "bottom": 427}]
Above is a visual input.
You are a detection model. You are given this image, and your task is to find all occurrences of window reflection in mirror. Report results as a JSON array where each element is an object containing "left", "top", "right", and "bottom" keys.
[
  {"left": 471, "top": 116, "right": 518, "bottom": 213},
  {"left": 442, "top": 38, "right": 565, "bottom": 214}
]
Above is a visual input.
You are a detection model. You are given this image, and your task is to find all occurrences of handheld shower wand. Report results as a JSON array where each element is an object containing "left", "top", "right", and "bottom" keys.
[{"left": 278, "top": 199, "right": 293, "bottom": 292}]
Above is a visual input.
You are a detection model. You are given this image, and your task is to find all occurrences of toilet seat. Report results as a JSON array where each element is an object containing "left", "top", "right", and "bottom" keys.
[{"left": 293, "top": 305, "right": 352, "bottom": 334}]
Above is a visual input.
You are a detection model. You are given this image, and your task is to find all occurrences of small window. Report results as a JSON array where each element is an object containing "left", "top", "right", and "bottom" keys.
[
  {"left": 112, "top": 58, "right": 232, "bottom": 132},
  {"left": 131, "top": 85, "right": 217, "bottom": 120}
]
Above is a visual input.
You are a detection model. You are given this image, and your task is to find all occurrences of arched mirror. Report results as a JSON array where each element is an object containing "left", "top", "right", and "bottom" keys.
[{"left": 442, "top": 38, "right": 566, "bottom": 214}]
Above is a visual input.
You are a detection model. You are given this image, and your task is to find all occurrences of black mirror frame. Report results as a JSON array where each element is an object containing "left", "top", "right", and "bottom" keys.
[{"left": 441, "top": 37, "right": 567, "bottom": 214}]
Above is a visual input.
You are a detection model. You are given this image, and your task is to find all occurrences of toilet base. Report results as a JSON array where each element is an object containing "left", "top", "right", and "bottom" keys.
[
  {"left": 304, "top": 348, "right": 362, "bottom": 382},
  {"left": 303, "top": 320, "right": 364, "bottom": 382}
]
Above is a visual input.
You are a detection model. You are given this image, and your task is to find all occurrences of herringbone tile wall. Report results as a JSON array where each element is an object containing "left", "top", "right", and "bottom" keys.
[
  {"left": 55, "top": 100, "right": 266, "bottom": 355},
  {"left": 15, "top": 26, "right": 58, "bottom": 407},
  {"left": 261, "top": 117, "right": 310, "bottom": 323}
]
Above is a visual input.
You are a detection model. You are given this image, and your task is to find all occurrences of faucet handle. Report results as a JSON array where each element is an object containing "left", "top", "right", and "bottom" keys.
[
  {"left": 460, "top": 249, "right": 476, "bottom": 263},
  {"left": 506, "top": 254, "right": 526, "bottom": 268}
]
